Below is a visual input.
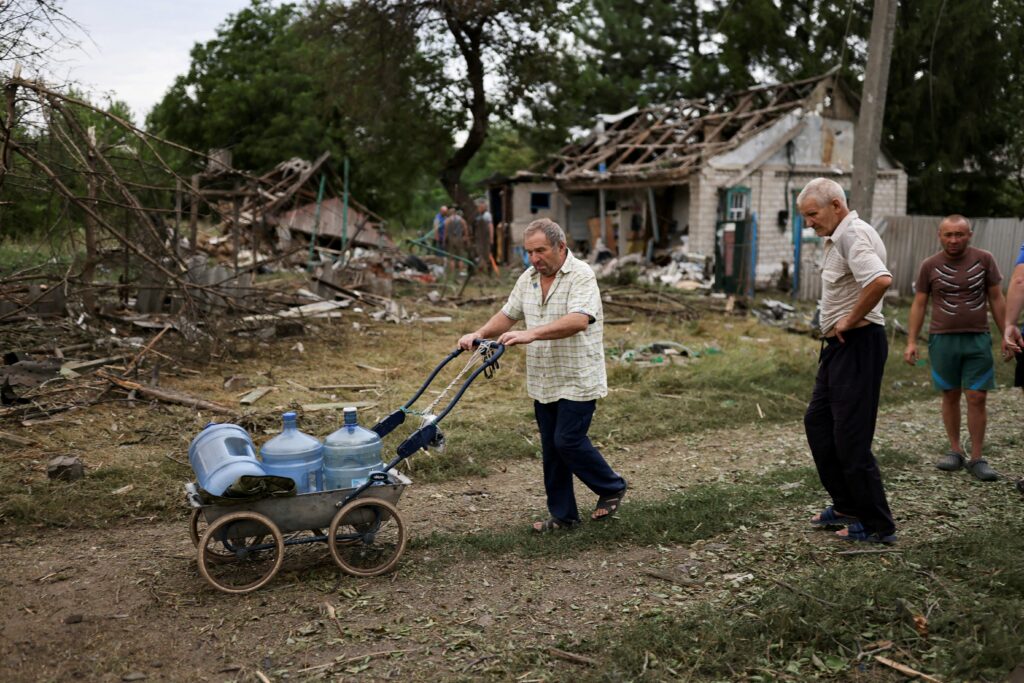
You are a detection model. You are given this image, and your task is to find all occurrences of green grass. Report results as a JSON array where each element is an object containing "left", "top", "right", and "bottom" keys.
[
  {"left": 0, "top": 281, "right": 1014, "bottom": 529},
  {"left": 0, "top": 457, "right": 185, "bottom": 527},
  {"left": 409, "top": 467, "right": 823, "bottom": 561},
  {"left": 568, "top": 522, "right": 1024, "bottom": 682}
]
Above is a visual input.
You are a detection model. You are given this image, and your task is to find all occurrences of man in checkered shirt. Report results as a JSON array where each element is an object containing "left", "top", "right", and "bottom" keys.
[{"left": 458, "top": 218, "right": 627, "bottom": 532}]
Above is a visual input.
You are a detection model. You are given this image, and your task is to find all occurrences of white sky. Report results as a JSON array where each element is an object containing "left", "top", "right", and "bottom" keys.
[{"left": 51, "top": 0, "right": 267, "bottom": 125}]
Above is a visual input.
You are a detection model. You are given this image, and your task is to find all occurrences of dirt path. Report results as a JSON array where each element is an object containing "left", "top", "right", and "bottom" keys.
[{"left": 2, "top": 390, "right": 1022, "bottom": 682}]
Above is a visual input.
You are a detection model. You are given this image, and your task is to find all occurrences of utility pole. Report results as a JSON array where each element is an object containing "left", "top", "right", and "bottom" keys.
[{"left": 851, "top": 0, "right": 898, "bottom": 222}]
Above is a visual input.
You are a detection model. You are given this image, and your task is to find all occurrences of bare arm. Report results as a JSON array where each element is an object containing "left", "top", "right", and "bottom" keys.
[
  {"left": 458, "top": 311, "right": 517, "bottom": 350},
  {"left": 836, "top": 274, "right": 892, "bottom": 342},
  {"left": 498, "top": 312, "right": 590, "bottom": 347},
  {"left": 903, "top": 290, "right": 929, "bottom": 365},
  {"left": 1003, "top": 263, "right": 1024, "bottom": 355}
]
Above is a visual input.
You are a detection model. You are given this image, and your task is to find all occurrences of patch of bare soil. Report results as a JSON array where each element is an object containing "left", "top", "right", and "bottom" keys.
[{"left": 1, "top": 389, "right": 1022, "bottom": 682}]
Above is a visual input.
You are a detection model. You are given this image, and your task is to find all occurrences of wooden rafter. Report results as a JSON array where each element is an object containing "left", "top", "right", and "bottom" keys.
[{"left": 548, "top": 73, "right": 833, "bottom": 184}]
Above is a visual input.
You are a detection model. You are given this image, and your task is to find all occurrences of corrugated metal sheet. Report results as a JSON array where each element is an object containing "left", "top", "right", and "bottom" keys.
[
  {"left": 880, "top": 216, "right": 1024, "bottom": 296},
  {"left": 276, "top": 197, "right": 394, "bottom": 249}
]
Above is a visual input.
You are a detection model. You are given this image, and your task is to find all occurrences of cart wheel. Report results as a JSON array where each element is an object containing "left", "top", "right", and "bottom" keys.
[
  {"left": 189, "top": 508, "right": 203, "bottom": 547},
  {"left": 191, "top": 508, "right": 258, "bottom": 563},
  {"left": 198, "top": 511, "right": 284, "bottom": 594},
  {"left": 328, "top": 499, "right": 406, "bottom": 577}
]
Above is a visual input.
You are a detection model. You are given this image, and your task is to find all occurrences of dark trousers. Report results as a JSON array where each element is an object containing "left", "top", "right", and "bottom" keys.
[
  {"left": 804, "top": 324, "right": 895, "bottom": 535},
  {"left": 534, "top": 399, "right": 627, "bottom": 523}
]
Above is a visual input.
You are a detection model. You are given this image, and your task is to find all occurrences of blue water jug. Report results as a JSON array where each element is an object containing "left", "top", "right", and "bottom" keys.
[
  {"left": 188, "top": 423, "right": 266, "bottom": 496},
  {"left": 323, "top": 406, "right": 385, "bottom": 490},
  {"left": 259, "top": 412, "right": 323, "bottom": 494}
]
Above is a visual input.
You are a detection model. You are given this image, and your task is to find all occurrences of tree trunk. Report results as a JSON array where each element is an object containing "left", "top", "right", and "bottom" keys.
[{"left": 438, "top": 12, "right": 488, "bottom": 225}]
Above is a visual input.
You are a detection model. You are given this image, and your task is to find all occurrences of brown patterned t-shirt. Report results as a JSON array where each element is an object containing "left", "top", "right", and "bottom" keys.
[{"left": 914, "top": 246, "right": 1001, "bottom": 334}]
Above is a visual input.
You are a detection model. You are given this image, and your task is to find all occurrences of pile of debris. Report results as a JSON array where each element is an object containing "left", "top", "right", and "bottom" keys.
[
  {"left": 587, "top": 243, "right": 712, "bottom": 291},
  {"left": 607, "top": 340, "right": 722, "bottom": 367},
  {"left": 753, "top": 298, "right": 817, "bottom": 336}
]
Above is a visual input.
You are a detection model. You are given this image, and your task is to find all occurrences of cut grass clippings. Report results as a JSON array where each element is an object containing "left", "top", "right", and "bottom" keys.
[
  {"left": 569, "top": 522, "right": 1024, "bottom": 683},
  {"left": 410, "top": 466, "right": 823, "bottom": 562}
]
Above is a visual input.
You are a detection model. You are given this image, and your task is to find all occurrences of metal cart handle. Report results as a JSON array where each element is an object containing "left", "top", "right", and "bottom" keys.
[{"left": 371, "top": 339, "right": 504, "bottom": 439}]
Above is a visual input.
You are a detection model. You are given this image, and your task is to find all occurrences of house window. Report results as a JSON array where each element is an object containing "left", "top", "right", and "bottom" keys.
[
  {"left": 726, "top": 189, "right": 749, "bottom": 221},
  {"left": 530, "top": 192, "right": 551, "bottom": 213},
  {"left": 720, "top": 186, "right": 750, "bottom": 222}
]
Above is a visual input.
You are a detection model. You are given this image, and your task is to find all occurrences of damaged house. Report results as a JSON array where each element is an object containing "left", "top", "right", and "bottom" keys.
[{"left": 490, "top": 72, "right": 907, "bottom": 297}]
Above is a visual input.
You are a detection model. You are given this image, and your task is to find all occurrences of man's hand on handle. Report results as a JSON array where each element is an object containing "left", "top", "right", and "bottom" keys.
[{"left": 497, "top": 330, "right": 536, "bottom": 346}]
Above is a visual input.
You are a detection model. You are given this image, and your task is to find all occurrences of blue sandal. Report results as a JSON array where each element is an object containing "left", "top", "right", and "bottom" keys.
[
  {"left": 838, "top": 522, "right": 897, "bottom": 544},
  {"left": 810, "top": 505, "right": 858, "bottom": 528}
]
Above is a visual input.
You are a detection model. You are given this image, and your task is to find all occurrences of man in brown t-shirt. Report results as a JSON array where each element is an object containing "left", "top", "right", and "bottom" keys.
[{"left": 904, "top": 215, "right": 1006, "bottom": 480}]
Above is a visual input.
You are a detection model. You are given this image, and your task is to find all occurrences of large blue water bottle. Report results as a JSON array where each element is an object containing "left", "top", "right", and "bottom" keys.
[
  {"left": 259, "top": 412, "right": 324, "bottom": 494},
  {"left": 323, "top": 406, "right": 385, "bottom": 490},
  {"left": 188, "top": 423, "right": 266, "bottom": 496}
]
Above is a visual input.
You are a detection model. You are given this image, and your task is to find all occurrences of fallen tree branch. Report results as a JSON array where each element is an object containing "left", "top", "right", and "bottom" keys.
[
  {"left": 873, "top": 655, "right": 943, "bottom": 682},
  {"left": 545, "top": 647, "right": 598, "bottom": 667},
  {"left": 96, "top": 370, "right": 234, "bottom": 415}
]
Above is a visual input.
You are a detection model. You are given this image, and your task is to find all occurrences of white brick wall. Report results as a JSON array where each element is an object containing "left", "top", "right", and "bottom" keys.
[{"left": 689, "top": 167, "right": 908, "bottom": 287}]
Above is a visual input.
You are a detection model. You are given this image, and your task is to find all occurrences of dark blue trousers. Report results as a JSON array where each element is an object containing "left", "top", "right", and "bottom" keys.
[
  {"left": 534, "top": 399, "right": 627, "bottom": 523},
  {"left": 804, "top": 324, "right": 895, "bottom": 535}
]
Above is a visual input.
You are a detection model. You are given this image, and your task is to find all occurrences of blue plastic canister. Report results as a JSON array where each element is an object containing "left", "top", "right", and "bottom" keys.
[
  {"left": 188, "top": 423, "right": 266, "bottom": 496},
  {"left": 259, "top": 412, "right": 324, "bottom": 494},
  {"left": 322, "top": 407, "right": 385, "bottom": 491}
]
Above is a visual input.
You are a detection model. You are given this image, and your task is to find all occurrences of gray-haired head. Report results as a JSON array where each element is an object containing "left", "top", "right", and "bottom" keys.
[
  {"left": 797, "top": 177, "right": 848, "bottom": 210},
  {"left": 523, "top": 218, "right": 566, "bottom": 247}
]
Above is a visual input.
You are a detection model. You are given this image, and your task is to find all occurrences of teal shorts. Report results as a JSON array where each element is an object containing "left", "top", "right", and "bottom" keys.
[{"left": 928, "top": 332, "right": 995, "bottom": 392}]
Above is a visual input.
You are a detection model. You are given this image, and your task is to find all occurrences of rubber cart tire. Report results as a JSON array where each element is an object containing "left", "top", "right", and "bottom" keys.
[
  {"left": 328, "top": 498, "right": 406, "bottom": 577},
  {"left": 198, "top": 511, "right": 284, "bottom": 594}
]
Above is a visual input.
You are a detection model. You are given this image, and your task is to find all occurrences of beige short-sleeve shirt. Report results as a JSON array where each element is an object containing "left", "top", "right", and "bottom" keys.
[
  {"left": 501, "top": 250, "right": 607, "bottom": 403},
  {"left": 819, "top": 211, "right": 891, "bottom": 334}
]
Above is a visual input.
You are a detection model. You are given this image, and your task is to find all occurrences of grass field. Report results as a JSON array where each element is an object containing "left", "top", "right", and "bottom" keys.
[{"left": 1, "top": 273, "right": 1021, "bottom": 682}]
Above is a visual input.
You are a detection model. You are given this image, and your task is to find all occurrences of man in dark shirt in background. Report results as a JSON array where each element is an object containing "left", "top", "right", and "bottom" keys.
[{"left": 904, "top": 215, "right": 1006, "bottom": 481}]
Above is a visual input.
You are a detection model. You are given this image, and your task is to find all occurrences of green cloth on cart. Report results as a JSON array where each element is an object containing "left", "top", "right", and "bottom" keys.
[{"left": 197, "top": 475, "right": 296, "bottom": 505}]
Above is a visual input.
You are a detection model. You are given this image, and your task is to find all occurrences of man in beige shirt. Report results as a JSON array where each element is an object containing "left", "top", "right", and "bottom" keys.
[
  {"left": 798, "top": 178, "right": 896, "bottom": 544},
  {"left": 458, "top": 218, "right": 627, "bottom": 532}
]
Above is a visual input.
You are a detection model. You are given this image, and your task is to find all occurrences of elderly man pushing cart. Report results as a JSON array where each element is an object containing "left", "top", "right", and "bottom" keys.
[{"left": 458, "top": 218, "right": 627, "bottom": 532}]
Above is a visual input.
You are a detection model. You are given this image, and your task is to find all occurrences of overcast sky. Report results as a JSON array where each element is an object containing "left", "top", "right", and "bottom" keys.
[{"left": 53, "top": 0, "right": 267, "bottom": 124}]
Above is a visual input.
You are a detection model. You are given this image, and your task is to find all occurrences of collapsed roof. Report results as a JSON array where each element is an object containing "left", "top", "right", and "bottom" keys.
[{"left": 547, "top": 71, "right": 845, "bottom": 188}]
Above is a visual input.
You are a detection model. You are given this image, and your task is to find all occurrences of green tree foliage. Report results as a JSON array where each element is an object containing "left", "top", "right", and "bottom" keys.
[
  {"left": 303, "top": 0, "right": 582, "bottom": 222},
  {"left": 885, "top": 0, "right": 1023, "bottom": 215},
  {"left": 146, "top": 2, "right": 327, "bottom": 172}
]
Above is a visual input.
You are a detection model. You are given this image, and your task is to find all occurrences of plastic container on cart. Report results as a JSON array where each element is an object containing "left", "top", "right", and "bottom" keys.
[
  {"left": 188, "top": 423, "right": 266, "bottom": 496},
  {"left": 259, "top": 412, "right": 324, "bottom": 494},
  {"left": 322, "top": 406, "right": 385, "bottom": 490}
]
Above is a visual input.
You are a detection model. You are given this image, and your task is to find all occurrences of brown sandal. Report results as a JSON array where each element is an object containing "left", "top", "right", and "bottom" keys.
[{"left": 591, "top": 486, "right": 627, "bottom": 522}]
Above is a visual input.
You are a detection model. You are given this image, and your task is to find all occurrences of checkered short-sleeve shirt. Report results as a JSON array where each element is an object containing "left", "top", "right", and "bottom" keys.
[{"left": 501, "top": 250, "right": 607, "bottom": 403}]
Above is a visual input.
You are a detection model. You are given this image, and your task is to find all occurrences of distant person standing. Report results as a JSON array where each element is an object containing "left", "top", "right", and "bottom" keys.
[
  {"left": 904, "top": 216, "right": 1005, "bottom": 481},
  {"left": 473, "top": 197, "right": 494, "bottom": 272},
  {"left": 433, "top": 205, "right": 448, "bottom": 251},
  {"left": 798, "top": 177, "right": 897, "bottom": 544},
  {"left": 445, "top": 207, "right": 469, "bottom": 271}
]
